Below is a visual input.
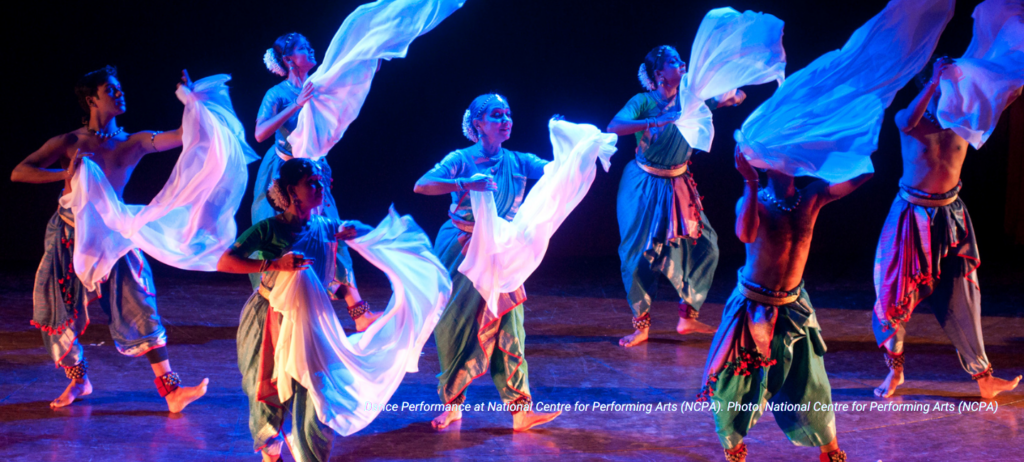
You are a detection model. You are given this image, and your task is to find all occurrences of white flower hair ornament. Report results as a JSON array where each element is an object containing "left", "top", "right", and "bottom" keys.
[
  {"left": 462, "top": 109, "right": 479, "bottom": 143},
  {"left": 264, "top": 48, "right": 287, "bottom": 77},
  {"left": 638, "top": 64, "right": 656, "bottom": 91}
]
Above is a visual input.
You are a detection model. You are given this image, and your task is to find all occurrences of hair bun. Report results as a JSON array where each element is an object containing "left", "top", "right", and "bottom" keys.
[{"left": 264, "top": 48, "right": 287, "bottom": 77}]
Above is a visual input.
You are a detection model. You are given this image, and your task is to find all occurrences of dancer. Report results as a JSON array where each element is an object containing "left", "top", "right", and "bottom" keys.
[
  {"left": 698, "top": 151, "right": 868, "bottom": 462},
  {"left": 220, "top": 158, "right": 449, "bottom": 461},
  {"left": 608, "top": 45, "right": 746, "bottom": 347},
  {"left": 10, "top": 66, "right": 208, "bottom": 411},
  {"left": 414, "top": 94, "right": 561, "bottom": 431},
  {"left": 608, "top": 7, "right": 787, "bottom": 348},
  {"left": 871, "top": 56, "right": 1022, "bottom": 399},
  {"left": 254, "top": 32, "right": 379, "bottom": 331}
]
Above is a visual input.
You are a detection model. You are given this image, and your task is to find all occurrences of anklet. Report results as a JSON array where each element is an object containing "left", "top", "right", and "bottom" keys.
[
  {"left": 971, "top": 365, "right": 993, "bottom": 381},
  {"left": 508, "top": 395, "right": 533, "bottom": 414},
  {"left": 155, "top": 371, "right": 181, "bottom": 397},
  {"left": 64, "top": 359, "right": 87, "bottom": 380},
  {"left": 679, "top": 303, "right": 699, "bottom": 319},
  {"left": 819, "top": 449, "right": 847, "bottom": 462},
  {"left": 632, "top": 313, "right": 651, "bottom": 330},
  {"left": 723, "top": 443, "right": 747, "bottom": 462},
  {"left": 883, "top": 351, "right": 904, "bottom": 374},
  {"left": 348, "top": 300, "right": 369, "bottom": 320}
]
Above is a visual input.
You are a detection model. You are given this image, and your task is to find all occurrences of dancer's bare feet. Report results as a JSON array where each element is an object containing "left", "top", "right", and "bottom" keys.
[
  {"left": 431, "top": 406, "right": 462, "bottom": 430},
  {"left": 354, "top": 310, "right": 382, "bottom": 332},
  {"left": 619, "top": 328, "right": 649, "bottom": 347},
  {"left": 513, "top": 410, "right": 560, "bottom": 432},
  {"left": 50, "top": 377, "right": 92, "bottom": 409},
  {"left": 874, "top": 368, "right": 904, "bottom": 398},
  {"left": 978, "top": 374, "right": 1022, "bottom": 399},
  {"left": 676, "top": 317, "right": 715, "bottom": 335},
  {"left": 166, "top": 378, "right": 209, "bottom": 413}
]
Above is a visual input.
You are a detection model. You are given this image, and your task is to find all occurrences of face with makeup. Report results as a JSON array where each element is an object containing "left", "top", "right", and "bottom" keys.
[
  {"left": 285, "top": 36, "right": 317, "bottom": 74},
  {"left": 287, "top": 172, "right": 325, "bottom": 211},
  {"left": 655, "top": 48, "right": 687, "bottom": 88},
  {"left": 472, "top": 96, "right": 513, "bottom": 144},
  {"left": 88, "top": 76, "right": 127, "bottom": 116}
]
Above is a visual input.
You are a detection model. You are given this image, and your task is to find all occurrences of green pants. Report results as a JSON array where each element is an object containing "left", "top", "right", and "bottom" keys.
[
  {"left": 238, "top": 293, "right": 335, "bottom": 461},
  {"left": 433, "top": 221, "right": 531, "bottom": 405},
  {"left": 701, "top": 282, "right": 836, "bottom": 450}
]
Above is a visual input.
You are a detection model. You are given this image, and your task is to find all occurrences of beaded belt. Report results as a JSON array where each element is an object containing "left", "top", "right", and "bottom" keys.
[
  {"left": 635, "top": 159, "right": 688, "bottom": 178},
  {"left": 899, "top": 189, "right": 957, "bottom": 207},
  {"left": 258, "top": 284, "right": 272, "bottom": 300}
]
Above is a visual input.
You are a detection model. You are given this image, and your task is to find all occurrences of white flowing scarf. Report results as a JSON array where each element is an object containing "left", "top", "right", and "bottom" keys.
[
  {"left": 937, "top": 0, "right": 1024, "bottom": 149},
  {"left": 60, "top": 75, "right": 258, "bottom": 291},
  {"left": 459, "top": 120, "right": 617, "bottom": 316},
  {"left": 287, "top": 0, "right": 466, "bottom": 160},
  {"left": 268, "top": 208, "right": 450, "bottom": 436},
  {"left": 673, "top": 7, "right": 787, "bottom": 153},
  {"left": 734, "top": 0, "right": 954, "bottom": 183}
]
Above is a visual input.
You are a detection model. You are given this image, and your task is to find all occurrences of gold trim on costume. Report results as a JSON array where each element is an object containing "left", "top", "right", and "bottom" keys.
[
  {"left": 738, "top": 284, "right": 799, "bottom": 306},
  {"left": 899, "top": 189, "right": 957, "bottom": 207},
  {"left": 635, "top": 159, "right": 688, "bottom": 178},
  {"left": 450, "top": 217, "right": 475, "bottom": 234},
  {"left": 275, "top": 146, "right": 294, "bottom": 162}
]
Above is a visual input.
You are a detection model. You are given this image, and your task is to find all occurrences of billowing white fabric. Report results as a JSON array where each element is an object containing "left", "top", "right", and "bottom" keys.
[
  {"left": 459, "top": 120, "right": 617, "bottom": 316},
  {"left": 672, "top": 7, "right": 786, "bottom": 152},
  {"left": 734, "top": 0, "right": 954, "bottom": 183},
  {"left": 60, "top": 75, "right": 258, "bottom": 291},
  {"left": 269, "top": 208, "right": 450, "bottom": 436},
  {"left": 288, "top": 0, "right": 465, "bottom": 160},
  {"left": 937, "top": 0, "right": 1024, "bottom": 149}
]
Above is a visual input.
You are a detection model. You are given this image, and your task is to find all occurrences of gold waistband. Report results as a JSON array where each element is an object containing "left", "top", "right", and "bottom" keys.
[
  {"left": 59, "top": 214, "right": 75, "bottom": 228},
  {"left": 636, "top": 159, "right": 688, "bottom": 178},
  {"left": 899, "top": 189, "right": 957, "bottom": 207},
  {"left": 450, "top": 215, "right": 475, "bottom": 234},
  {"left": 738, "top": 284, "right": 800, "bottom": 306}
]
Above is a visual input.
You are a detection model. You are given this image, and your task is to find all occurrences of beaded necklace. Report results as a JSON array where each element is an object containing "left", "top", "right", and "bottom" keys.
[
  {"left": 89, "top": 126, "right": 124, "bottom": 140},
  {"left": 759, "top": 187, "right": 801, "bottom": 213}
]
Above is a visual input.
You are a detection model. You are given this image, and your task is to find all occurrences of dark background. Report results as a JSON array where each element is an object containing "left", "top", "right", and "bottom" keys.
[{"left": 2, "top": 0, "right": 1020, "bottom": 288}]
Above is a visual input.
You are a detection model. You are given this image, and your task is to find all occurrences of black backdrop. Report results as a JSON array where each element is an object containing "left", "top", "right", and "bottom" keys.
[{"left": 3, "top": 0, "right": 1019, "bottom": 283}]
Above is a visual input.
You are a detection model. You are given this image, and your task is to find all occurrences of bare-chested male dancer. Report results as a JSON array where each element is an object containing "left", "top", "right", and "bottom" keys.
[
  {"left": 11, "top": 66, "right": 208, "bottom": 411},
  {"left": 697, "top": 150, "right": 870, "bottom": 462},
  {"left": 872, "top": 57, "right": 1021, "bottom": 399}
]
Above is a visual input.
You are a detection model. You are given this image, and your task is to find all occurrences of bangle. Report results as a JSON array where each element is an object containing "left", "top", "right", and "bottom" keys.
[
  {"left": 645, "top": 118, "right": 652, "bottom": 130},
  {"left": 455, "top": 178, "right": 465, "bottom": 191},
  {"left": 150, "top": 131, "right": 163, "bottom": 152},
  {"left": 744, "top": 179, "right": 759, "bottom": 185},
  {"left": 259, "top": 259, "right": 271, "bottom": 272}
]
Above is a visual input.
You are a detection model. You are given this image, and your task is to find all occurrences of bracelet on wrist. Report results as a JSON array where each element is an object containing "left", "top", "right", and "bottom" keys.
[{"left": 455, "top": 178, "right": 465, "bottom": 191}]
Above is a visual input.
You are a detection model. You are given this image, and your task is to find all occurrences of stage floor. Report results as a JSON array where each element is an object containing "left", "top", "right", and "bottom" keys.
[{"left": 1, "top": 260, "right": 1021, "bottom": 461}]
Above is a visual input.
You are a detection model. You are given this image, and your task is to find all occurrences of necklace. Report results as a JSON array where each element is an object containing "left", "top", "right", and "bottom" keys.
[
  {"left": 759, "top": 187, "right": 802, "bottom": 212},
  {"left": 89, "top": 126, "right": 123, "bottom": 140}
]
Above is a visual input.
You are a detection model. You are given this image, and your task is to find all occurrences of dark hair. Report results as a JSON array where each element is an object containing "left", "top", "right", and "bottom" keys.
[
  {"left": 271, "top": 32, "right": 305, "bottom": 71},
  {"left": 913, "top": 54, "right": 945, "bottom": 91},
  {"left": 268, "top": 158, "right": 320, "bottom": 211},
  {"left": 463, "top": 93, "right": 508, "bottom": 140},
  {"left": 642, "top": 45, "right": 681, "bottom": 86},
  {"left": 75, "top": 65, "right": 118, "bottom": 113}
]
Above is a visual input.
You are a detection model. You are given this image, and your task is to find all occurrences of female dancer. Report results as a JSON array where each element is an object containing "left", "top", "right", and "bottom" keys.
[
  {"left": 607, "top": 45, "right": 745, "bottom": 347},
  {"left": 219, "top": 158, "right": 369, "bottom": 462},
  {"left": 414, "top": 93, "right": 561, "bottom": 431},
  {"left": 255, "top": 32, "right": 378, "bottom": 330}
]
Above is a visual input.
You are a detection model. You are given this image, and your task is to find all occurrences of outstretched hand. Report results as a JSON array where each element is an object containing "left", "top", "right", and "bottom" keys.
[
  {"left": 272, "top": 251, "right": 313, "bottom": 272},
  {"left": 67, "top": 149, "right": 94, "bottom": 179},
  {"left": 336, "top": 221, "right": 374, "bottom": 240},
  {"left": 717, "top": 89, "right": 747, "bottom": 108},
  {"left": 178, "top": 69, "right": 194, "bottom": 91},
  {"left": 734, "top": 146, "right": 758, "bottom": 182},
  {"left": 931, "top": 56, "right": 954, "bottom": 86}
]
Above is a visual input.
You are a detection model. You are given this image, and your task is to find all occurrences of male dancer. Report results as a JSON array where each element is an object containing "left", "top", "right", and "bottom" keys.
[
  {"left": 11, "top": 66, "right": 208, "bottom": 411},
  {"left": 698, "top": 150, "right": 870, "bottom": 462},
  {"left": 872, "top": 57, "right": 1021, "bottom": 398}
]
